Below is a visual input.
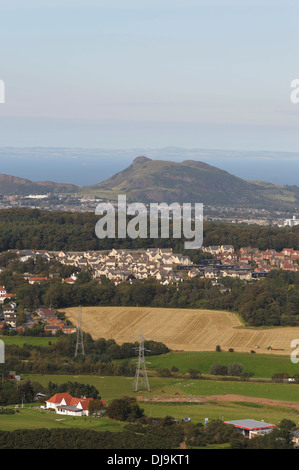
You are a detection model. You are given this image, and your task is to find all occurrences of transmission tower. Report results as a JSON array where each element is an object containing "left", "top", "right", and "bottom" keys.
[
  {"left": 74, "top": 305, "right": 85, "bottom": 357},
  {"left": 132, "top": 331, "right": 150, "bottom": 392}
]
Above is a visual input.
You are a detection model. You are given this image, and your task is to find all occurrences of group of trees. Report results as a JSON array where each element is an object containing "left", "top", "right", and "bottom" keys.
[
  {"left": 0, "top": 379, "right": 43, "bottom": 406},
  {"left": 0, "top": 207, "right": 299, "bottom": 254},
  {"left": 0, "top": 426, "right": 185, "bottom": 449},
  {"left": 0, "top": 378, "right": 102, "bottom": 407},
  {"left": 158, "top": 362, "right": 248, "bottom": 379},
  {"left": 47, "top": 381, "right": 100, "bottom": 400},
  {"left": 0, "top": 334, "right": 169, "bottom": 377},
  {"left": 106, "top": 396, "right": 144, "bottom": 422},
  {"left": 209, "top": 362, "right": 244, "bottom": 376}
]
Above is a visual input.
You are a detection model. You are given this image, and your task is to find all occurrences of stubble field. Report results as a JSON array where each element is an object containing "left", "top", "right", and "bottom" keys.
[{"left": 63, "top": 306, "right": 299, "bottom": 355}]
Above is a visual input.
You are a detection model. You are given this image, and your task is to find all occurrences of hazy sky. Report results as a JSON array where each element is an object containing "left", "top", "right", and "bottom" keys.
[{"left": 0, "top": 0, "right": 298, "bottom": 150}]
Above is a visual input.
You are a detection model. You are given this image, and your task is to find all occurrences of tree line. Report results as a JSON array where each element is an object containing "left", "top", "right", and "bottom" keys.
[
  {"left": 0, "top": 207, "right": 299, "bottom": 253},
  {"left": 0, "top": 334, "right": 169, "bottom": 377},
  {"left": 0, "top": 416, "right": 294, "bottom": 449}
]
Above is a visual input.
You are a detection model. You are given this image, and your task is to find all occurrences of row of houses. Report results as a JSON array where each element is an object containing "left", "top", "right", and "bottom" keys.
[
  {"left": 58, "top": 247, "right": 191, "bottom": 284},
  {"left": 36, "top": 308, "right": 77, "bottom": 335},
  {"left": 9, "top": 245, "right": 299, "bottom": 287},
  {"left": 237, "top": 246, "right": 299, "bottom": 272},
  {"left": 14, "top": 248, "right": 192, "bottom": 285},
  {"left": 199, "top": 245, "right": 299, "bottom": 280},
  {"left": 0, "top": 304, "right": 78, "bottom": 334}
]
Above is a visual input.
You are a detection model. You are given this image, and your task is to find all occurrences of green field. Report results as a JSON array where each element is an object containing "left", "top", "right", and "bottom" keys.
[
  {"left": 0, "top": 406, "right": 125, "bottom": 432},
  {"left": 22, "top": 374, "right": 299, "bottom": 404},
  {"left": 2, "top": 374, "right": 299, "bottom": 434},
  {"left": 2, "top": 379, "right": 299, "bottom": 433},
  {"left": 147, "top": 351, "right": 299, "bottom": 378},
  {"left": 141, "top": 401, "right": 299, "bottom": 427},
  {"left": 0, "top": 400, "right": 297, "bottom": 432}
]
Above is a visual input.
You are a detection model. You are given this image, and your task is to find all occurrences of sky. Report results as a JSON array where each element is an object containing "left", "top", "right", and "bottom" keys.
[{"left": 0, "top": 0, "right": 298, "bottom": 151}]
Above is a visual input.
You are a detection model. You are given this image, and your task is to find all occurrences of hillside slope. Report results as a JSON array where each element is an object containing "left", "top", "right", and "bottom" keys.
[
  {"left": 83, "top": 156, "right": 299, "bottom": 207},
  {"left": 0, "top": 174, "right": 78, "bottom": 195}
]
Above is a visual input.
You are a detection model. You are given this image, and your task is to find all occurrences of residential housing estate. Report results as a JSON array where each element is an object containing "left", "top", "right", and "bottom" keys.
[{"left": 6, "top": 244, "right": 299, "bottom": 288}]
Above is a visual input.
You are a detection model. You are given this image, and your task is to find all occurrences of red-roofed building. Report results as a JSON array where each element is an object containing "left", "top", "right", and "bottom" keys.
[
  {"left": 224, "top": 419, "right": 276, "bottom": 439},
  {"left": 63, "top": 278, "right": 76, "bottom": 284},
  {"left": 45, "top": 392, "right": 73, "bottom": 410},
  {"left": 0, "top": 284, "right": 16, "bottom": 304},
  {"left": 28, "top": 277, "right": 50, "bottom": 284},
  {"left": 62, "top": 325, "right": 77, "bottom": 334},
  {"left": 45, "top": 392, "right": 106, "bottom": 416}
]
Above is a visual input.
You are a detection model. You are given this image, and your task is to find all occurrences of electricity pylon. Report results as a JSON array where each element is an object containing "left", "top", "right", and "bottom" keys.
[
  {"left": 132, "top": 330, "right": 150, "bottom": 392},
  {"left": 74, "top": 305, "right": 85, "bottom": 357}
]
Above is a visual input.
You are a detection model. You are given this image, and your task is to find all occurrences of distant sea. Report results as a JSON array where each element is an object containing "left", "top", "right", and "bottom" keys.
[{"left": 0, "top": 147, "right": 299, "bottom": 187}]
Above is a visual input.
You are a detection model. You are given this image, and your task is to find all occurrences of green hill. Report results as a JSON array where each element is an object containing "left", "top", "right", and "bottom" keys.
[
  {"left": 82, "top": 156, "right": 299, "bottom": 207},
  {"left": 0, "top": 174, "right": 78, "bottom": 196}
]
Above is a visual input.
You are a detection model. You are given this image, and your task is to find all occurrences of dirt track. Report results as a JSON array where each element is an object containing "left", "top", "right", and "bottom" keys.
[{"left": 137, "top": 394, "right": 299, "bottom": 410}]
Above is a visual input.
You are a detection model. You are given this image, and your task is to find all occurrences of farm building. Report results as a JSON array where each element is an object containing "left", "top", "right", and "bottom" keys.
[{"left": 224, "top": 419, "right": 276, "bottom": 439}]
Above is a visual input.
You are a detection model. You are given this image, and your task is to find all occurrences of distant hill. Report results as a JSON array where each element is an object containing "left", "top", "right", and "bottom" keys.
[
  {"left": 0, "top": 174, "right": 78, "bottom": 196},
  {"left": 3, "top": 156, "right": 299, "bottom": 208},
  {"left": 82, "top": 156, "right": 299, "bottom": 207}
]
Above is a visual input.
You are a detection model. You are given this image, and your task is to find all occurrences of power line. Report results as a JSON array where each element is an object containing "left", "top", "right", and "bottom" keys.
[
  {"left": 74, "top": 305, "right": 85, "bottom": 357},
  {"left": 132, "top": 330, "right": 150, "bottom": 392}
]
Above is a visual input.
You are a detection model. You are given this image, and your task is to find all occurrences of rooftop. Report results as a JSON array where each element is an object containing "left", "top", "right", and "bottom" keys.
[{"left": 224, "top": 419, "right": 276, "bottom": 430}]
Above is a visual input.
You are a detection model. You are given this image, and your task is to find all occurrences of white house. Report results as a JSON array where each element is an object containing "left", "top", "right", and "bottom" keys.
[{"left": 45, "top": 392, "right": 105, "bottom": 417}]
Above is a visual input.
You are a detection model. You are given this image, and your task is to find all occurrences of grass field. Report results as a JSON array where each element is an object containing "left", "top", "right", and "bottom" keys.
[
  {"left": 140, "top": 401, "right": 299, "bottom": 427},
  {"left": 147, "top": 351, "right": 299, "bottom": 378},
  {"left": 0, "top": 400, "right": 297, "bottom": 432},
  {"left": 0, "top": 406, "right": 125, "bottom": 432},
  {"left": 22, "top": 374, "right": 299, "bottom": 404},
  {"left": 63, "top": 306, "right": 299, "bottom": 355}
]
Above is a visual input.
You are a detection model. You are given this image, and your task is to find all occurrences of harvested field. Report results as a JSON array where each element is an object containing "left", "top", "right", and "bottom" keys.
[{"left": 63, "top": 306, "right": 299, "bottom": 355}]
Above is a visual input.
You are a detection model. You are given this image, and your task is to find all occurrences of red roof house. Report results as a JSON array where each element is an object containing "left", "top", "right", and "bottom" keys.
[{"left": 45, "top": 392, "right": 106, "bottom": 416}]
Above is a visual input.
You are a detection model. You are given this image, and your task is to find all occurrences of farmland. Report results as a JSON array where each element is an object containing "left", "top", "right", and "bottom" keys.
[
  {"left": 63, "top": 306, "right": 299, "bottom": 355},
  {"left": 21, "top": 374, "right": 299, "bottom": 405},
  {"left": 2, "top": 374, "right": 299, "bottom": 433}
]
